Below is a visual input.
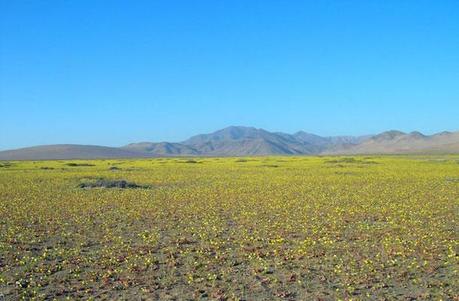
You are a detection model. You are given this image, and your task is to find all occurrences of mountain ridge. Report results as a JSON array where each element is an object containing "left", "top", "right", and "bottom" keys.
[{"left": 1, "top": 126, "right": 458, "bottom": 160}]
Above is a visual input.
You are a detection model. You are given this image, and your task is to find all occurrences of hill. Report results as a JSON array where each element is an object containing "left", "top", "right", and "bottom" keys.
[
  {"left": 181, "top": 126, "right": 320, "bottom": 155},
  {"left": 326, "top": 131, "right": 459, "bottom": 154},
  {"left": 122, "top": 142, "right": 199, "bottom": 156},
  {"left": 0, "top": 144, "right": 146, "bottom": 160},
  {"left": 0, "top": 127, "right": 458, "bottom": 160}
]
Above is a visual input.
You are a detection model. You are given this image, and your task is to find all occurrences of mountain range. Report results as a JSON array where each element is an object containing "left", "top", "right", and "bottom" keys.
[{"left": 1, "top": 126, "right": 458, "bottom": 160}]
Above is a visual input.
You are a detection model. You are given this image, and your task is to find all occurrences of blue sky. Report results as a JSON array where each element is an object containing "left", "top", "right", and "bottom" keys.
[{"left": 1, "top": 1, "right": 458, "bottom": 150}]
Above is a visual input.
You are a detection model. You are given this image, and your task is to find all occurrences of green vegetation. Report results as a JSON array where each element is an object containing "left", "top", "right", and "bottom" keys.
[{"left": 0, "top": 156, "right": 458, "bottom": 300}]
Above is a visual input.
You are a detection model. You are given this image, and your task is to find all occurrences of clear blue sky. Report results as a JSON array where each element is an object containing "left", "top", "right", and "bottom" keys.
[{"left": 1, "top": 1, "right": 458, "bottom": 150}]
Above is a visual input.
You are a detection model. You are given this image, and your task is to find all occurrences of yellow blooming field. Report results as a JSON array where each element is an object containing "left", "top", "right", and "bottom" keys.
[{"left": 0, "top": 156, "right": 458, "bottom": 300}]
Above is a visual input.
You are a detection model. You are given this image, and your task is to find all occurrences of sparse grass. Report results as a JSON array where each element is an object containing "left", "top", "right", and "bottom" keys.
[{"left": 0, "top": 156, "right": 458, "bottom": 300}]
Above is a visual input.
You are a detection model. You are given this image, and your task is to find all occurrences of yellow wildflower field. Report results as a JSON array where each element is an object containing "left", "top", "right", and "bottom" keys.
[{"left": 0, "top": 156, "right": 458, "bottom": 300}]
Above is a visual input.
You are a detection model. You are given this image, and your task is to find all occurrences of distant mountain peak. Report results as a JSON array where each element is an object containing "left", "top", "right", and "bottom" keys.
[
  {"left": 373, "top": 130, "right": 406, "bottom": 140},
  {"left": 293, "top": 131, "right": 321, "bottom": 138},
  {"left": 215, "top": 126, "right": 263, "bottom": 138},
  {"left": 222, "top": 125, "right": 258, "bottom": 131},
  {"left": 409, "top": 131, "right": 426, "bottom": 137},
  {"left": 293, "top": 130, "right": 315, "bottom": 135},
  {"left": 435, "top": 131, "right": 452, "bottom": 136}
]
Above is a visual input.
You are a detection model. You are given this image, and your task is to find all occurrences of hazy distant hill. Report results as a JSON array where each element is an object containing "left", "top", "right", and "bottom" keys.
[
  {"left": 0, "top": 144, "right": 146, "bottom": 160},
  {"left": 325, "top": 131, "right": 459, "bottom": 154},
  {"left": 122, "top": 142, "right": 199, "bottom": 155},
  {"left": 0, "top": 127, "right": 458, "bottom": 160},
  {"left": 293, "top": 131, "right": 369, "bottom": 152}
]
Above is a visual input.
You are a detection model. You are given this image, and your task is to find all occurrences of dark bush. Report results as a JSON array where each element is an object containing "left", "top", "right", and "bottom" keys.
[
  {"left": 66, "top": 163, "right": 95, "bottom": 167},
  {"left": 261, "top": 164, "right": 279, "bottom": 168},
  {"left": 180, "top": 160, "right": 200, "bottom": 164},
  {"left": 79, "top": 179, "right": 148, "bottom": 189}
]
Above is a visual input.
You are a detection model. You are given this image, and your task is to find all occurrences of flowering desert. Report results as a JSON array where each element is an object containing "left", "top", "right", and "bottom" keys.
[{"left": 0, "top": 156, "right": 458, "bottom": 300}]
